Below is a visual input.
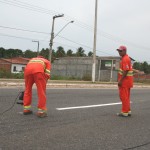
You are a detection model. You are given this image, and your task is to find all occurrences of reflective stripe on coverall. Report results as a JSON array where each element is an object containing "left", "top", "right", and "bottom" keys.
[
  {"left": 118, "top": 54, "right": 133, "bottom": 113},
  {"left": 23, "top": 57, "right": 51, "bottom": 111}
]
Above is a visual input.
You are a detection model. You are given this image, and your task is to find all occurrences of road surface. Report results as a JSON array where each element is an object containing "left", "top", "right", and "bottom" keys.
[{"left": 0, "top": 88, "right": 150, "bottom": 150}]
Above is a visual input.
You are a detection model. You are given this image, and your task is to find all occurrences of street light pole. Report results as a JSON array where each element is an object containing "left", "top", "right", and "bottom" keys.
[
  {"left": 92, "top": 0, "right": 98, "bottom": 82},
  {"left": 54, "top": 21, "right": 74, "bottom": 39},
  {"left": 49, "top": 14, "right": 64, "bottom": 62},
  {"left": 32, "top": 40, "right": 39, "bottom": 56}
]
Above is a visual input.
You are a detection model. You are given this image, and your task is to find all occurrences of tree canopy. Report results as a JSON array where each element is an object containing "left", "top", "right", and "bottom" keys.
[
  {"left": 0, "top": 46, "right": 93, "bottom": 62},
  {"left": 133, "top": 61, "right": 150, "bottom": 74},
  {"left": 0, "top": 47, "right": 149, "bottom": 74}
]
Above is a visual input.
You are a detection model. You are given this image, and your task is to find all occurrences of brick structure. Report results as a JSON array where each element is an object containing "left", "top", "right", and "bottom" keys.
[{"left": 0, "top": 57, "right": 30, "bottom": 73}]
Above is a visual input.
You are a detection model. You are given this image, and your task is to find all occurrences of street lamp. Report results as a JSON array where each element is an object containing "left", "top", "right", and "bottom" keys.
[
  {"left": 54, "top": 20, "right": 74, "bottom": 38},
  {"left": 32, "top": 40, "right": 39, "bottom": 56},
  {"left": 49, "top": 14, "right": 64, "bottom": 62},
  {"left": 92, "top": 0, "right": 98, "bottom": 82}
]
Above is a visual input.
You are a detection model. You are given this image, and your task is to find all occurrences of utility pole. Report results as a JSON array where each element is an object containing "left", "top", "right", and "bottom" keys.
[
  {"left": 92, "top": 0, "right": 98, "bottom": 82},
  {"left": 49, "top": 14, "right": 64, "bottom": 62},
  {"left": 32, "top": 40, "right": 39, "bottom": 56}
]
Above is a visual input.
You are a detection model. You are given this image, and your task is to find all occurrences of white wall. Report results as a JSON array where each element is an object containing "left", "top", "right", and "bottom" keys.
[{"left": 11, "top": 64, "right": 26, "bottom": 73}]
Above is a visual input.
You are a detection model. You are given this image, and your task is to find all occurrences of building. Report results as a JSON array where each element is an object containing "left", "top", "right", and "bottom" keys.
[
  {"left": 52, "top": 56, "right": 120, "bottom": 81},
  {"left": 0, "top": 57, "right": 30, "bottom": 73},
  {"left": 0, "top": 56, "right": 121, "bottom": 81}
]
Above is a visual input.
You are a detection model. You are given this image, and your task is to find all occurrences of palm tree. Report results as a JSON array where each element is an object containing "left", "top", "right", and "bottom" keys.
[
  {"left": 88, "top": 51, "right": 93, "bottom": 57},
  {"left": 56, "top": 46, "right": 66, "bottom": 57},
  {"left": 66, "top": 49, "right": 73, "bottom": 56},
  {"left": 76, "top": 47, "right": 86, "bottom": 57}
]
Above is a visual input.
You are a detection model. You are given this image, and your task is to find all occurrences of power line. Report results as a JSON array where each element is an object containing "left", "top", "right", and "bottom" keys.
[
  {"left": 57, "top": 35, "right": 113, "bottom": 55},
  {"left": 1, "top": 0, "right": 150, "bottom": 51},
  {"left": 0, "top": 0, "right": 57, "bottom": 16},
  {"left": 1, "top": 0, "right": 150, "bottom": 62},
  {"left": 0, "top": 25, "right": 50, "bottom": 35},
  {"left": 0, "top": 32, "right": 37, "bottom": 41},
  {"left": 0, "top": 0, "right": 93, "bottom": 31},
  {"left": 0, "top": 24, "right": 149, "bottom": 60},
  {"left": 0, "top": 24, "right": 149, "bottom": 53},
  {"left": 0, "top": 32, "right": 149, "bottom": 61},
  {"left": 99, "top": 31, "right": 150, "bottom": 51},
  {"left": 55, "top": 41, "right": 111, "bottom": 56},
  {"left": 0, "top": 25, "right": 112, "bottom": 55},
  {"left": 0, "top": 32, "right": 113, "bottom": 56}
]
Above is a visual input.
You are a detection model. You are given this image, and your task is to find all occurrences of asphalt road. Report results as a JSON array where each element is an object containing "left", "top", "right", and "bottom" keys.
[{"left": 0, "top": 88, "right": 150, "bottom": 150}]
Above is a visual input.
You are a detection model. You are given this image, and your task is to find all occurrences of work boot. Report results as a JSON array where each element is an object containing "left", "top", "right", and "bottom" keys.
[
  {"left": 117, "top": 112, "right": 128, "bottom": 117},
  {"left": 37, "top": 112, "right": 47, "bottom": 118},
  {"left": 128, "top": 111, "right": 132, "bottom": 116},
  {"left": 23, "top": 110, "right": 33, "bottom": 115}
]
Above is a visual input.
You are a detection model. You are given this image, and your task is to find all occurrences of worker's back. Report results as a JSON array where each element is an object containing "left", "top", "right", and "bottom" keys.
[{"left": 25, "top": 57, "right": 47, "bottom": 75}]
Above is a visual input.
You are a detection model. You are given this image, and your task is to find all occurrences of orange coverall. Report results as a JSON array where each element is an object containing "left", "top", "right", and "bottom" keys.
[
  {"left": 118, "top": 54, "right": 133, "bottom": 113},
  {"left": 23, "top": 57, "right": 51, "bottom": 112}
]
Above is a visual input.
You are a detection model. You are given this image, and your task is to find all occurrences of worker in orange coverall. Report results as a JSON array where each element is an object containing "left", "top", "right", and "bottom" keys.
[
  {"left": 23, "top": 56, "right": 51, "bottom": 118},
  {"left": 116, "top": 46, "right": 133, "bottom": 117}
]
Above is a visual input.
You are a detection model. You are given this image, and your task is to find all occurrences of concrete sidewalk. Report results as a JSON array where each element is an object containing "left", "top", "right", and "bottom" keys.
[{"left": 0, "top": 79, "right": 150, "bottom": 88}]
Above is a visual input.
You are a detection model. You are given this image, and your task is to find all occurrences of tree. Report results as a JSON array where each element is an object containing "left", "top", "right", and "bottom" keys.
[
  {"left": 56, "top": 46, "right": 66, "bottom": 57},
  {"left": 40, "top": 48, "right": 49, "bottom": 60},
  {"left": 14, "top": 49, "right": 23, "bottom": 57},
  {"left": 6, "top": 49, "right": 18, "bottom": 58},
  {"left": 76, "top": 47, "right": 86, "bottom": 57},
  {"left": 88, "top": 51, "right": 93, "bottom": 57},
  {"left": 52, "top": 49, "right": 56, "bottom": 58},
  {"left": 133, "top": 62, "right": 141, "bottom": 70},
  {"left": 24, "top": 49, "right": 37, "bottom": 58},
  {"left": 66, "top": 49, "right": 73, "bottom": 56},
  {"left": 0, "top": 47, "right": 5, "bottom": 58},
  {"left": 133, "top": 61, "right": 150, "bottom": 74},
  {"left": 142, "top": 61, "right": 149, "bottom": 74}
]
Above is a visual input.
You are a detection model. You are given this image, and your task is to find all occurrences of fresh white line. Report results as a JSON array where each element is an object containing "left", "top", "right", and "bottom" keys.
[{"left": 56, "top": 102, "right": 122, "bottom": 110}]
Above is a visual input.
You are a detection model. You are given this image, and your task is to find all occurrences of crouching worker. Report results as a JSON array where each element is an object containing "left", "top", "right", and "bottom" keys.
[{"left": 23, "top": 56, "right": 51, "bottom": 118}]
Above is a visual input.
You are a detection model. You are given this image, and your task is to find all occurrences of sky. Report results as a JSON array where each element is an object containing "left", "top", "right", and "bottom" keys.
[{"left": 0, "top": 0, "right": 150, "bottom": 62}]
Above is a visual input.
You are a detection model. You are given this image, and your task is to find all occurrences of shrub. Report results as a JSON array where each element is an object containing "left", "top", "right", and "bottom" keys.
[{"left": 0, "top": 69, "right": 24, "bottom": 79}]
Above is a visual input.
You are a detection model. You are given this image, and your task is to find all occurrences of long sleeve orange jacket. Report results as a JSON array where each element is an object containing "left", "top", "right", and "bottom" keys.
[{"left": 24, "top": 57, "right": 51, "bottom": 79}]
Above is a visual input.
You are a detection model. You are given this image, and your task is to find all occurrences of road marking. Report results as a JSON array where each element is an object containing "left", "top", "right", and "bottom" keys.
[
  {"left": 18, "top": 112, "right": 23, "bottom": 114},
  {"left": 56, "top": 102, "right": 122, "bottom": 110}
]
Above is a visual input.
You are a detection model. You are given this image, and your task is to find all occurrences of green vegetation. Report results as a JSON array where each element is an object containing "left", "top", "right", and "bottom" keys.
[
  {"left": 0, "top": 70, "right": 91, "bottom": 81},
  {"left": 133, "top": 62, "right": 150, "bottom": 74},
  {"left": 0, "top": 70, "right": 24, "bottom": 79},
  {"left": 0, "top": 46, "right": 93, "bottom": 63},
  {"left": 1, "top": 47, "right": 150, "bottom": 81}
]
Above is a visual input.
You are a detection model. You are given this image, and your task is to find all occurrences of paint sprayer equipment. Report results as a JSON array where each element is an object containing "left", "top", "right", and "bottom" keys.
[{"left": 17, "top": 91, "right": 24, "bottom": 105}]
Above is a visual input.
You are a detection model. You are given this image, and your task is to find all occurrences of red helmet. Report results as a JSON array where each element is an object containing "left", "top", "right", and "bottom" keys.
[{"left": 117, "top": 45, "right": 127, "bottom": 51}]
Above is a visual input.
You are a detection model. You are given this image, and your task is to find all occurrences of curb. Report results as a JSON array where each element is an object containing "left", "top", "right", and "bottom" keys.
[{"left": 0, "top": 81, "right": 150, "bottom": 88}]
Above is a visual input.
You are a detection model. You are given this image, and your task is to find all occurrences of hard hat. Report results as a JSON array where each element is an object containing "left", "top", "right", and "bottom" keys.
[{"left": 117, "top": 45, "right": 127, "bottom": 51}]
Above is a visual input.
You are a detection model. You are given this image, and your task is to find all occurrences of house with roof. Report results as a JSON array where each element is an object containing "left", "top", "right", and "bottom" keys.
[
  {"left": 0, "top": 56, "right": 136, "bottom": 81},
  {"left": 0, "top": 57, "right": 30, "bottom": 73}
]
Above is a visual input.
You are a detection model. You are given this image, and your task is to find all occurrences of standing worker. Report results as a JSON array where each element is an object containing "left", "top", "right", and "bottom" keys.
[
  {"left": 116, "top": 46, "right": 133, "bottom": 117},
  {"left": 23, "top": 56, "right": 51, "bottom": 118}
]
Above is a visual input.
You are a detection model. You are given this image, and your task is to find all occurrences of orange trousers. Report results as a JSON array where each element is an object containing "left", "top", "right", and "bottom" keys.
[
  {"left": 119, "top": 87, "right": 131, "bottom": 113},
  {"left": 24, "top": 72, "right": 47, "bottom": 110}
]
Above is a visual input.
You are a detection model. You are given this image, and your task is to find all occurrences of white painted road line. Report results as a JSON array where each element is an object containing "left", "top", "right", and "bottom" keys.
[{"left": 56, "top": 102, "right": 122, "bottom": 110}]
